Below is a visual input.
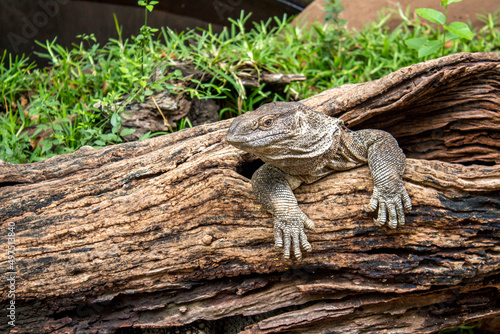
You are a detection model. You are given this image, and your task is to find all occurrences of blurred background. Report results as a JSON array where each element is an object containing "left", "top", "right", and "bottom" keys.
[
  {"left": 0, "top": 0, "right": 309, "bottom": 64},
  {"left": 2, "top": 0, "right": 499, "bottom": 66}
]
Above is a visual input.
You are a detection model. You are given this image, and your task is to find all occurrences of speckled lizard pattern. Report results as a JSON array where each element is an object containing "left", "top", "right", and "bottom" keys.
[{"left": 226, "top": 102, "right": 412, "bottom": 260}]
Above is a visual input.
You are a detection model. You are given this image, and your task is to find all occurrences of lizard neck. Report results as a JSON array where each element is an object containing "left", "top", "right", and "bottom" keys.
[{"left": 260, "top": 125, "right": 343, "bottom": 176}]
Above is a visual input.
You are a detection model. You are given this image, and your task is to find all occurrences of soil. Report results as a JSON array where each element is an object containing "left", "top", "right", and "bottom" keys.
[{"left": 295, "top": 0, "right": 500, "bottom": 30}]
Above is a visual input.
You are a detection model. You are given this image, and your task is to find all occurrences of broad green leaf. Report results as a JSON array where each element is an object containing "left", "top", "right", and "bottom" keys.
[
  {"left": 119, "top": 67, "right": 129, "bottom": 74},
  {"left": 41, "top": 140, "right": 54, "bottom": 153},
  {"left": 146, "top": 5, "right": 154, "bottom": 11},
  {"left": 110, "top": 112, "right": 120, "bottom": 127},
  {"left": 445, "top": 22, "right": 473, "bottom": 40},
  {"left": 445, "top": 32, "right": 461, "bottom": 41},
  {"left": 120, "top": 128, "right": 136, "bottom": 136},
  {"left": 418, "top": 40, "right": 444, "bottom": 57},
  {"left": 415, "top": 8, "right": 446, "bottom": 25},
  {"left": 405, "top": 38, "right": 427, "bottom": 50}
]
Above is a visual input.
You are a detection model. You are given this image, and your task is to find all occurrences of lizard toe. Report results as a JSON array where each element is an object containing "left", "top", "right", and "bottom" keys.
[
  {"left": 274, "top": 221, "right": 284, "bottom": 248},
  {"left": 374, "top": 202, "right": 387, "bottom": 226},
  {"left": 387, "top": 203, "right": 398, "bottom": 229},
  {"left": 365, "top": 192, "right": 379, "bottom": 213},
  {"left": 396, "top": 202, "right": 406, "bottom": 226},
  {"left": 403, "top": 190, "right": 412, "bottom": 212},
  {"left": 300, "top": 229, "right": 312, "bottom": 252},
  {"left": 304, "top": 218, "right": 315, "bottom": 230},
  {"left": 283, "top": 229, "right": 292, "bottom": 259},
  {"left": 292, "top": 230, "right": 302, "bottom": 260}
]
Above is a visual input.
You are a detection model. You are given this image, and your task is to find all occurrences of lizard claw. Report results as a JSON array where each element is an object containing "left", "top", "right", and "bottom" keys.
[
  {"left": 365, "top": 184, "right": 411, "bottom": 229},
  {"left": 274, "top": 209, "right": 313, "bottom": 260}
]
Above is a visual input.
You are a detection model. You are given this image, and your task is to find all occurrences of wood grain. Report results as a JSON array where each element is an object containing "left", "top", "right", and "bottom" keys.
[{"left": 1, "top": 52, "right": 499, "bottom": 334}]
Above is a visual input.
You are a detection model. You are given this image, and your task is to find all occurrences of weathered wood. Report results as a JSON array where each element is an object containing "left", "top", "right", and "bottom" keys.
[
  {"left": 304, "top": 52, "right": 500, "bottom": 165},
  {"left": 0, "top": 53, "right": 499, "bottom": 334}
]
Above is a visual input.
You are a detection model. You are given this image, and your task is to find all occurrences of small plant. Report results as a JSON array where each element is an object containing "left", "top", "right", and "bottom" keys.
[
  {"left": 1, "top": 7, "right": 499, "bottom": 164},
  {"left": 324, "top": 0, "right": 346, "bottom": 27},
  {"left": 476, "top": 7, "right": 500, "bottom": 42},
  {"left": 136, "top": 0, "right": 159, "bottom": 76},
  {"left": 405, "top": 0, "right": 473, "bottom": 57},
  {"left": 435, "top": 321, "right": 481, "bottom": 334}
]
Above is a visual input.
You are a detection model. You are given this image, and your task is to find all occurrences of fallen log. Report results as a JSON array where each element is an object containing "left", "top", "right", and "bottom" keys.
[{"left": 0, "top": 52, "right": 499, "bottom": 334}]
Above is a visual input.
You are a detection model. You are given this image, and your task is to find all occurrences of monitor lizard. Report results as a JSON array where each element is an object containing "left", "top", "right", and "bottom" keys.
[{"left": 226, "top": 101, "right": 412, "bottom": 260}]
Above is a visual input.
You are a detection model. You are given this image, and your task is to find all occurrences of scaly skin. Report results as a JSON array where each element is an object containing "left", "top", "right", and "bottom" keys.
[{"left": 226, "top": 102, "right": 412, "bottom": 260}]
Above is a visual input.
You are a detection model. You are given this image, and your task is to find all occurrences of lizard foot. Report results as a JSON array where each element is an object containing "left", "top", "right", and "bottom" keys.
[
  {"left": 273, "top": 208, "right": 314, "bottom": 260},
  {"left": 365, "top": 185, "right": 412, "bottom": 229}
]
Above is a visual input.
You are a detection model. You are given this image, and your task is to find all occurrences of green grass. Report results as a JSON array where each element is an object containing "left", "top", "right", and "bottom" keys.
[{"left": 1, "top": 8, "right": 499, "bottom": 163}]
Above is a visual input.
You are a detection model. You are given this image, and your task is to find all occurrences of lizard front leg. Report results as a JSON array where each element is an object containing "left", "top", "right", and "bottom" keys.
[
  {"left": 350, "top": 130, "right": 412, "bottom": 228},
  {"left": 251, "top": 163, "right": 314, "bottom": 260}
]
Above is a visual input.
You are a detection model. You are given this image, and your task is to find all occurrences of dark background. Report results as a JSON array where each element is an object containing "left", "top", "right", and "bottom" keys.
[{"left": 0, "top": 0, "right": 308, "bottom": 65}]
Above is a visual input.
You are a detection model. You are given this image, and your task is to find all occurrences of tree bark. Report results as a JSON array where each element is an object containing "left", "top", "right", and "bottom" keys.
[{"left": 1, "top": 52, "right": 499, "bottom": 334}]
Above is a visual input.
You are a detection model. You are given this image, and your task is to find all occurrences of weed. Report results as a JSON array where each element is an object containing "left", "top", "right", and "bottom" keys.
[
  {"left": 405, "top": 0, "right": 474, "bottom": 57},
  {"left": 324, "top": 0, "right": 346, "bottom": 27},
  {"left": 1, "top": 5, "right": 499, "bottom": 163}
]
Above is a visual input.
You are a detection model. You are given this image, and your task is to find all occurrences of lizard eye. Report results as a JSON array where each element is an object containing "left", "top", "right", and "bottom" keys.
[{"left": 262, "top": 118, "right": 273, "bottom": 127}]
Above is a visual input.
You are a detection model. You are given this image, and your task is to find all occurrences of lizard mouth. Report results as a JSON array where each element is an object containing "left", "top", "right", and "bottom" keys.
[{"left": 226, "top": 133, "right": 285, "bottom": 148}]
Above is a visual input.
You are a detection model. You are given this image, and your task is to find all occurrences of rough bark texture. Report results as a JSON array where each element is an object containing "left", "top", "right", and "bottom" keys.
[{"left": 0, "top": 52, "right": 499, "bottom": 334}]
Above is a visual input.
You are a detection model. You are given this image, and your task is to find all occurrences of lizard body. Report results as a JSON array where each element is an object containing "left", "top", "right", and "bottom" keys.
[{"left": 226, "top": 102, "right": 412, "bottom": 260}]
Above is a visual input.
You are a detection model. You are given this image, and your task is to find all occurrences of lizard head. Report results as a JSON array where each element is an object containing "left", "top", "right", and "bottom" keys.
[{"left": 226, "top": 102, "right": 342, "bottom": 162}]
